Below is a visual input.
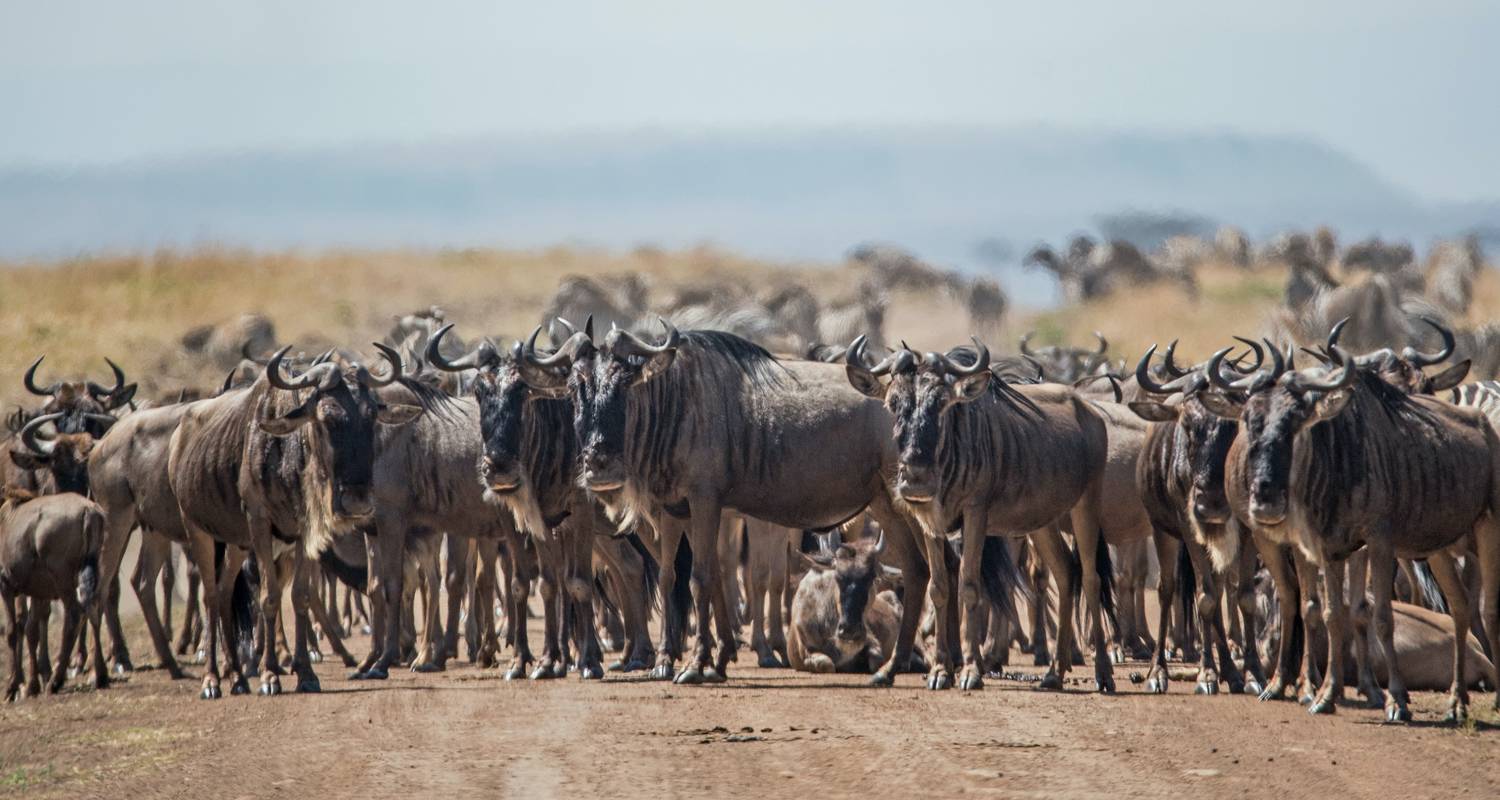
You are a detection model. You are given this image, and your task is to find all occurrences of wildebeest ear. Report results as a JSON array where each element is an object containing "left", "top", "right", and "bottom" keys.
[
  {"left": 1426, "top": 360, "right": 1470, "bottom": 393},
  {"left": 1127, "top": 401, "right": 1179, "bottom": 423},
  {"left": 635, "top": 352, "right": 677, "bottom": 385},
  {"left": 1197, "top": 392, "right": 1243, "bottom": 420},
  {"left": 110, "top": 384, "right": 138, "bottom": 410},
  {"left": 258, "top": 403, "right": 314, "bottom": 436},
  {"left": 1310, "top": 389, "right": 1353, "bottom": 425},
  {"left": 376, "top": 402, "right": 423, "bottom": 426},
  {"left": 8, "top": 449, "right": 49, "bottom": 470},
  {"left": 797, "top": 551, "right": 834, "bottom": 573},
  {"left": 951, "top": 371, "right": 991, "bottom": 404},
  {"left": 845, "top": 365, "right": 887, "bottom": 399}
]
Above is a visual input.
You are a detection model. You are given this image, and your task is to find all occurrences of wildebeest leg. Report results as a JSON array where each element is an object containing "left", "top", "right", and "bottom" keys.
[
  {"left": 1028, "top": 552, "right": 1051, "bottom": 664},
  {"left": 24, "top": 602, "right": 46, "bottom": 697},
  {"left": 918, "top": 532, "right": 955, "bottom": 691},
  {"left": 866, "top": 503, "right": 928, "bottom": 687},
  {"left": 1029, "top": 527, "right": 1076, "bottom": 690},
  {"left": 47, "top": 601, "right": 83, "bottom": 695},
  {"left": 530, "top": 536, "right": 566, "bottom": 680},
  {"left": 360, "top": 515, "right": 407, "bottom": 680},
  {"left": 1475, "top": 513, "right": 1500, "bottom": 713},
  {"left": 1253, "top": 538, "right": 1299, "bottom": 701},
  {"left": 744, "top": 526, "right": 775, "bottom": 668},
  {"left": 955, "top": 507, "right": 991, "bottom": 691},
  {"left": 676, "top": 501, "right": 731, "bottom": 684},
  {"left": 1186, "top": 541, "right": 1241, "bottom": 694},
  {"left": 471, "top": 537, "right": 500, "bottom": 669},
  {"left": 561, "top": 525, "right": 605, "bottom": 680},
  {"left": 595, "top": 537, "right": 653, "bottom": 672},
  {"left": 651, "top": 518, "right": 688, "bottom": 680},
  {"left": 176, "top": 556, "right": 203, "bottom": 659},
  {"left": 1146, "top": 533, "right": 1179, "bottom": 693},
  {"left": 766, "top": 529, "right": 792, "bottom": 668},
  {"left": 1422, "top": 549, "right": 1471, "bottom": 723},
  {"left": 717, "top": 514, "right": 745, "bottom": 648},
  {"left": 1231, "top": 532, "right": 1267, "bottom": 696},
  {"left": 92, "top": 503, "right": 137, "bottom": 666},
  {"left": 1345, "top": 550, "right": 1381, "bottom": 707},
  {"left": 244, "top": 527, "right": 286, "bottom": 696},
  {"left": 181, "top": 532, "right": 226, "bottom": 698},
  {"left": 287, "top": 551, "right": 321, "bottom": 693},
  {"left": 1308, "top": 555, "right": 1348, "bottom": 715},
  {"left": 86, "top": 598, "right": 110, "bottom": 690},
  {"left": 3, "top": 593, "right": 20, "bottom": 702},
  {"left": 463, "top": 543, "right": 481, "bottom": 663},
  {"left": 101, "top": 576, "right": 132, "bottom": 673},
  {"left": 1070, "top": 498, "right": 1115, "bottom": 693},
  {"left": 304, "top": 570, "right": 357, "bottom": 669},
  {"left": 411, "top": 536, "right": 446, "bottom": 672},
  {"left": 442, "top": 534, "right": 471, "bottom": 663},
  {"left": 132, "top": 532, "right": 185, "bottom": 679}
]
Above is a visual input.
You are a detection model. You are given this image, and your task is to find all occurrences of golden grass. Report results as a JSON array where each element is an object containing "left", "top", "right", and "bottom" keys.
[{"left": 5, "top": 246, "right": 1497, "bottom": 409}]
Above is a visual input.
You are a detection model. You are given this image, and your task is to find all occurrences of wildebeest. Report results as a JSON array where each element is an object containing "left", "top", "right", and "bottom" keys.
[
  {"left": 1211, "top": 339, "right": 1500, "bottom": 721},
  {"left": 845, "top": 338, "right": 1116, "bottom": 691},
  {"left": 1, "top": 487, "right": 108, "bottom": 700},
  {"left": 1019, "top": 331, "right": 1111, "bottom": 383},
  {"left": 517, "top": 320, "right": 935, "bottom": 687},
  {"left": 788, "top": 531, "right": 918, "bottom": 674}
]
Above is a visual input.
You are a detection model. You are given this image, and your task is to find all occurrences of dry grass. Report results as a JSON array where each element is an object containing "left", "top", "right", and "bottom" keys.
[{"left": 6, "top": 246, "right": 1498, "bottom": 409}]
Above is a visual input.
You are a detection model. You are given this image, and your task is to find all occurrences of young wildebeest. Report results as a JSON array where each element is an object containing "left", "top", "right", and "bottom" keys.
[
  {"left": 427, "top": 324, "right": 657, "bottom": 679},
  {"left": 1, "top": 487, "right": 108, "bottom": 700},
  {"left": 846, "top": 338, "right": 1117, "bottom": 692},
  {"left": 1213, "top": 341, "right": 1500, "bottom": 722},
  {"left": 519, "top": 321, "right": 936, "bottom": 687},
  {"left": 788, "top": 531, "right": 924, "bottom": 674},
  {"left": 1128, "top": 343, "right": 1269, "bottom": 696}
]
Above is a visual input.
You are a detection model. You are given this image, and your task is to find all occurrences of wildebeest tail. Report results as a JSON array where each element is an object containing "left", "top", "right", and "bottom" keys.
[
  {"left": 318, "top": 545, "right": 369, "bottom": 593},
  {"left": 1410, "top": 559, "right": 1448, "bottom": 614},
  {"left": 75, "top": 511, "right": 103, "bottom": 608},
  {"left": 1066, "top": 537, "right": 1083, "bottom": 606},
  {"left": 1095, "top": 535, "right": 1118, "bottom": 635},
  {"left": 665, "top": 536, "right": 693, "bottom": 649},
  {"left": 979, "top": 537, "right": 1028, "bottom": 621},
  {"left": 232, "top": 556, "right": 258, "bottom": 659},
  {"left": 1176, "top": 544, "right": 1195, "bottom": 630}
]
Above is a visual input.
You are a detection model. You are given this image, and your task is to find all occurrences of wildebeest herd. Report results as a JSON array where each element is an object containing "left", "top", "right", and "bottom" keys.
[{"left": 4, "top": 253, "right": 1500, "bottom": 731}]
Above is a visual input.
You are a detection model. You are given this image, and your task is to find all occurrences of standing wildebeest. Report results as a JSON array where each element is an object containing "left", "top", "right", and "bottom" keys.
[
  {"left": 426, "top": 324, "right": 657, "bottom": 679},
  {"left": 517, "top": 320, "right": 935, "bottom": 687},
  {"left": 1211, "top": 342, "right": 1500, "bottom": 722},
  {"left": 1, "top": 488, "right": 108, "bottom": 700},
  {"left": 845, "top": 338, "right": 1115, "bottom": 692},
  {"left": 167, "top": 347, "right": 424, "bottom": 697}
]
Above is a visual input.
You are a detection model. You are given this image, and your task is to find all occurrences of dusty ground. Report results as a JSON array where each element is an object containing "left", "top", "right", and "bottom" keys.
[{"left": 2, "top": 590, "right": 1498, "bottom": 800}]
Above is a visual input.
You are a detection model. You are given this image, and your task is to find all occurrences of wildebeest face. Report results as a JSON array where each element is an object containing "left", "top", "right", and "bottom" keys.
[
  {"left": 802, "top": 534, "right": 889, "bottom": 643},
  {"left": 575, "top": 332, "right": 676, "bottom": 494},
  {"left": 474, "top": 364, "right": 531, "bottom": 495},
  {"left": 260, "top": 354, "right": 422, "bottom": 521},
  {"left": 1239, "top": 383, "right": 1350, "bottom": 527},
  {"left": 21, "top": 356, "right": 135, "bottom": 437},
  {"left": 9, "top": 412, "right": 109, "bottom": 494},
  {"left": 889, "top": 365, "right": 989, "bottom": 504}
]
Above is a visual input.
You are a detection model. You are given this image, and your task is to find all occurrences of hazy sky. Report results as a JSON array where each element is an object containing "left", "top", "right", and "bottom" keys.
[{"left": 3, "top": 1, "right": 1496, "bottom": 200}]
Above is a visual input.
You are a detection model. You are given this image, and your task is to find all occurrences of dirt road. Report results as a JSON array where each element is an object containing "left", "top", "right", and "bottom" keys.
[{"left": 3, "top": 607, "right": 1498, "bottom": 799}]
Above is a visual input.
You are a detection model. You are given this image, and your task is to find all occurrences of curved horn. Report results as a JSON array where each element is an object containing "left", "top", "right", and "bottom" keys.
[
  {"left": 23, "top": 356, "right": 59, "bottom": 397},
  {"left": 871, "top": 528, "right": 886, "bottom": 556},
  {"left": 524, "top": 325, "right": 577, "bottom": 369},
  {"left": 84, "top": 412, "right": 118, "bottom": 432},
  {"left": 1327, "top": 316, "right": 1351, "bottom": 352},
  {"left": 87, "top": 358, "right": 127, "bottom": 399},
  {"left": 1019, "top": 332, "right": 1037, "bottom": 358},
  {"left": 266, "top": 346, "right": 336, "bottom": 392},
  {"left": 1401, "top": 317, "right": 1455, "bottom": 367},
  {"left": 1134, "top": 345, "right": 1174, "bottom": 395},
  {"left": 221, "top": 368, "right": 239, "bottom": 395},
  {"left": 1206, "top": 346, "right": 1257, "bottom": 392},
  {"left": 935, "top": 338, "right": 990, "bottom": 377},
  {"left": 1295, "top": 346, "right": 1357, "bottom": 392},
  {"left": 1231, "top": 337, "right": 1265, "bottom": 372},
  {"left": 365, "top": 343, "right": 403, "bottom": 387},
  {"left": 609, "top": 318, "right": 682, "bottom": 359},
  {"left": 1093, "top": 331, "right": 1109, "bottom": 355},
  {"left": 1160, "top": 340, "right": 1188, "bottom": 378},
  {"left": 19, "top": 412, "right": 61, "bottom": 456},
  {"left": 426, "top": 323, "right": 497, "bottom": 372}
]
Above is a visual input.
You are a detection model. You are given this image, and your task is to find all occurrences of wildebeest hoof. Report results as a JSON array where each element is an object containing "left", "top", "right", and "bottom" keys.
[
  {"left": 926, "top": 670, "right": 953, "bottom": 691},
  {"left": 1194, "top": 680, "right": 1218, "bottom": 695},
  {"left": 67, "top": 666, "right": 81, "bottom": 680},
  {"left": 1109, "top": 647, "right": 1125, "bottom": 665},
  {"left": 1308, "top": 697, "right": 1336, "bottom": 715},
  {"left": 958, "top": 670, "right": 984, "bottom": 691},
  {"left": 673, "top": 666, "right": 706, "bottom": 685},
  {"left": 230, "top": 675, "right": 252, "bottom": 695},
  {"left": 530, "top": 661, "right": 561, "bottom": 680},
  {"left": 579, "top": 664, "right": 605, "bottom": 681},
  {"left": 1095, "top": 676, "right": 1116, "bottom": 694},
  {"left": 1243, "top": 679, "right": 1263, "bottom": 697},
  {"left": 1386, "top": 702, "right": 1414, "bottom": 724},
  {"left": 868, "top": 671, "right": 894, "bottom": 688},
  {"left": 649, "top": 662, "right": 676, "bottom": 681},
  {"left": 308, "top": 650, "right": 323, "bottom": 664},
  {"left": 1146, "top": 673, "right": 1167, "bottom": 694},
  {"left": 1037, "top": 671, "right": 1063, "bottom": 691},
  {"left": 296, "top": 676, "right": 322, "bottom": 694},
  {"left": 259, "top": 674, "right": 282, "bottom": 696},
  {"left": 3, "top": 688, "right": 17, "bottom": 703},
  {"left": 757, "top": 654, "right": 782, "bottom": 669},
  {"left": 1441, "top": 703, "right": 1467, "bottom": 725},
  {"left": 703, "top": 666, "right": 727, "bottom": 684},
  {"left": 1257, "top": 682, "right": 1285, "bottom": 702},
  {"left": 411, "top": 661, "right": 444, "bottom": 674},
  {"left": 200, "top": 682, "right": 222, "bottom": 700},
  {"left": 194, "top": 649, "right": 207, "bottom": 664},
  {"left": 93, "top": 674, "right": 111, "bottom": 690},
  {"left": 1226, "top": 678, "right": 1246, "bottom": 695},
  {"left": 361, "top": 665, "right": 390, "bottom": 681},
  {"left": 1032, "top": 650, "right": 1051, "bottom": 667},
  {"left": 503, "top": 663, "right": 528, "bottom": 680},
  {"left": 112, "top": 662, "right": 128, "bottom": 676},
  {"left": 47, "top": 678, "right": 66, "bottom": 694}
]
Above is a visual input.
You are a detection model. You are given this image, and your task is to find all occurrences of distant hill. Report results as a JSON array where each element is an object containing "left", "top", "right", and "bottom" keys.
[{"left": 2, "top": 126, "right": 1492, "bottom": 304}]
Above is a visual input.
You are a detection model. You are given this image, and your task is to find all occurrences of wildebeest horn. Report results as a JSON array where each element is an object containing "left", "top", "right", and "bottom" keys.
[
  {"left": 871, "top": 528, "right": 886, "bottom": 556},
  {"left": 426, "top": 323, "right": 498, "bottom": 372},
  {"left": 526, "top": 325, "right": 593, "bottom": 370},
  {"left": 1019, "top": 332, "right": 1037, "bottom": 358},
  {"left": 1093, "top": 331, "right": 1109, "bottom": 355},
  {"left": 19, "top": 412, "right": 62, "bottom": 456},
  {"left": 609, "top": 318, "right": 681, "bottom": 359},
  {"left": 1206, "top": 346, "right": 1259, "bottom": 392},
  {"left": 23, "top": 356, "right": 60, "bottom": 397},
  {"left": 1401, "top": 317, "right": 1454, "bottom": 368},
  {"left": 555, "top": 317, "right": 578, "bottom": 339},
  {"left": 86, "top": 358, "right": 127, "bottom": 400},
  {"left": 1327, "top": 317, "right": 1351, "bottom": 352},
  {"left": 1295, "top": 346, "right": 1357, "bottom": 391},
  {"left": 267, "top": 346, "right": 338, "bottom": 392},
  {"left": 220, "top": 368, "right": 239, "bottom": 395},
  {"left": 1160, "top": 340, "right": 1187, "bottom": 378},
  {"left": 1231, "top": 337, "right": 1265, "bottom": 372},
  {"left": 934, "top": 338, "right": 989, "bottom": 377},
  {"left": 364, "top": 343, "right": 403, "bottom": 387},
  {"left": 1134, "top": 345, "right": 1174, "bottom": 395}
]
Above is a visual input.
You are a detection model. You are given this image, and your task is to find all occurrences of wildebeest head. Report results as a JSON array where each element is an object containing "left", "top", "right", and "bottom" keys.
[
  {"left": 1128, "top": 340, "right": 1248, "bottom": 526},
  {"left": 846, "top": 335, "right": 993, "bottom": 504},
  {"left": 1203, "top": 340, "right": 1357, "bottom": 527},
  {"left": 1018, "top": 331, "right": 1109, "bottom": 383},
  {"left": 257, "top": 344, "right": 423, "bottom": 519},
  {"left": 800, "top": 531, "right": 895, "bottom": 644},
  {"left": 8, "top": 412, "right": 112, "bottom": 494},
  {"left": 19, "top": 356, "right": 136, "bottom": 435},
  {"left": 1310, "top": 316, "right": 1469, "bottom": 397}
]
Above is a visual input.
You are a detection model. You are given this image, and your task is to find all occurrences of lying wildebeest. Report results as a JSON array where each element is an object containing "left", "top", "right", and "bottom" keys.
[
  {"left": 788, "top": 531, "right": 921, "bottom": 674},
  {"left": 518, "top": 320, "right": 936, "bottom": 687},
  {"left": 846, "top": 338, "right": 1117, "bottom": 692},
  {"left": 1212, "top": 338, "right": 1500, "bottom": 722},
  {"left": 1, "top": 487, "right": 108, "bottom": 700}
]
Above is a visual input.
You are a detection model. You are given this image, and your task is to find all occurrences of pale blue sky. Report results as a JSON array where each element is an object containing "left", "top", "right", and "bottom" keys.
[{"left": 3, "top": 1, "right": 1496, "bottom": 200}]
